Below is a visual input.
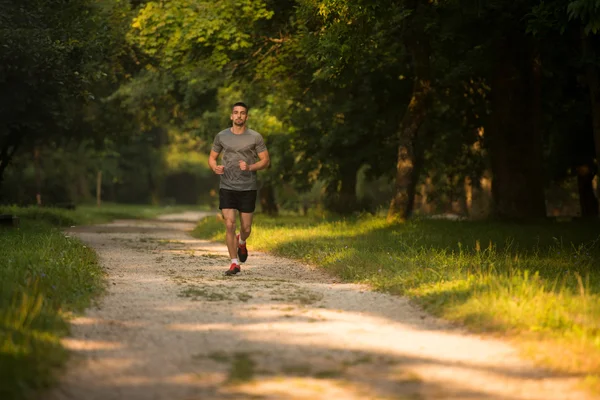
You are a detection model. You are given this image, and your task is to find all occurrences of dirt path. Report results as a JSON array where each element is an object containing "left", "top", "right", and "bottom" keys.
[{"left": 46, "top": 212, "right": 590, "bottom": 400}]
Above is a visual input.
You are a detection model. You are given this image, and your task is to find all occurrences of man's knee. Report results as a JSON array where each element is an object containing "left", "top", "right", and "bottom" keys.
[
  {"left": 225, "top": 219, "right": 236, "bottom": 232},
  {"left": 241, "top": 225, "right": 251, "bottom": 236}
]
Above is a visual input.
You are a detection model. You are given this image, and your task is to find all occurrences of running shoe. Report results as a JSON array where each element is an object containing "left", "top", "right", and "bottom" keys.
[
  {"left": 237, "top": 234, "right": 248, "bottom": 263},
  {"left": 225, "top": 263, "right": 241, "bottom": 276}
]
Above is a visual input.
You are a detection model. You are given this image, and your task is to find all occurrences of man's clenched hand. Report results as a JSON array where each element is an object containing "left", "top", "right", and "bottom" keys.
[{"left": 239, "top": 160, "right": 250, "bottom": 171}]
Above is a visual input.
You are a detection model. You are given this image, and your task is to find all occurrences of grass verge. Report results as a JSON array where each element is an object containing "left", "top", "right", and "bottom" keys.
[
  {"left": 1, "top": 203, "right": 206, "bottom": 227},
  {"left": 0, "top": 203, "right": 198, "bottom": 400},
  {"left": 192, "top": 213, "right": 600, "bottom": 390}
]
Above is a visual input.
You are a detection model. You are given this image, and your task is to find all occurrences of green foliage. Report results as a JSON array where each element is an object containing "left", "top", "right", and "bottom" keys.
[
  {"left": 568, "top": 0, "right": 600, "bottom": 34},
  {"left": 0, "top": 0, "right": 137, "bottom": 200},
  {"left": 1, "top": 142, "right": 98, "bottom": 205},
  {"left": 3, "top": 0, "right": 599, "bottom": 218},
  {"left": 0, "top": 128, "right": 216, "bottom": 206},
  {"left": 130, "top": 0, "right": 273, "bottom": 68},
  {"left": 0, "top": 0, "right": 131, "bottom": 144},
  {"left": 0, "top": 203, "right": 200, "bottom": 226},
  {"left": 117, "top": 0, "right": 277, "bottom": 134}
]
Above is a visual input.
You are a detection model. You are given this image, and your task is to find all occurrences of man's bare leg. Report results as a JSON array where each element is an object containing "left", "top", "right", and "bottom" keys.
[
  {"left": 221, "top": 209, "right": 238, "bottom": 260},
  {"left": 239, "top": 212, "right": 254, "bottom": 242},
  {"left": 237, "top": 212, "right": 253, "bottom": 263}
]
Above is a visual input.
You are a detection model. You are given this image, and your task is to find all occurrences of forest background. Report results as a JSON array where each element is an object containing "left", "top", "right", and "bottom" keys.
[{"left": 2, "top": 0, "right": 600, "bottom": 221}]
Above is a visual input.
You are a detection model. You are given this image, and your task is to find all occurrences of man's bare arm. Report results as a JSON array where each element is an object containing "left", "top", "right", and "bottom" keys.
[
  {"left": 240, "top": 150, "right": 270, "bottom": 172},
  {"left": 209, "top": 150, "right": 224, "bottom": 174}
]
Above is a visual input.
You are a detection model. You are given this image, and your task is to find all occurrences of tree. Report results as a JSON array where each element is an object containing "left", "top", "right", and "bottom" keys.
[
  {"left": 526, "top": 0, "right": 599, "bottom": 217},
  {"left": 568, "top": 0, "right": 600, "bottom": 212},
  {"left": 387, "top": 0, "right": 434, "bottom": 220},
  {"left": 0, "top": 0, "right": 132, "bottom": 193},
  {"left": 269, "top": 0, "right": 413, "bottom": 215}
]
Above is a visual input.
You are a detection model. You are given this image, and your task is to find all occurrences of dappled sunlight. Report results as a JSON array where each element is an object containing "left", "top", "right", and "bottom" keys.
[
  {"left": 167, "top": 323, "right": 234, "bottom": 332},
  {"left": 70, "top": 316, "right": 147, "bottom": 328},
  {"left": 116, "top": 276, "right": 167, "bottom": 284},
  {"left": 156, "top": 245, "right": 227, "bottom": 255},
  {"left": 110, "top": 375, "right": 157, "bottom": 385},
  {"left": 163, "top": 300, "right": 542, "bottom": 378},
  {"left": 226, "top": 308, "right": 519, "bottom": 369},
  {"left": 84, "top": 357, "right": 138, "bottom": 373},
  {"left": 153, "top": 304, "right": 196, "bottom": 313},
  {"left": 225, "top": 376, "right": 382, "bottom": 400},
  {"left": 44, "top": 213, "right": 593, "bottom": 400},
  {"left": 156, "top": 212, "right": 215, "bottom": 223},
  {"left": 110, "top": 372, "right": 225, "bottom": 387},
  {"left": 56, "top": 293, "right": 579, "bottom": 399},
  {"left": 160, "top": 238, "right": 204, "bottom": 244},
  {"left": 159, "top": 249, "right": 198, "bottom": 256},
  {"left": 165, "top": 372, "right": 225, "bottom": 386},
  {"left": 69, "top": 317, "right": 102, "bottom": 325},
  {"left": 219, "top": 369, "right": 574, "bottom": 400},
  {"left": 61, "top": 338, "right": 124, "bottom": 351}
]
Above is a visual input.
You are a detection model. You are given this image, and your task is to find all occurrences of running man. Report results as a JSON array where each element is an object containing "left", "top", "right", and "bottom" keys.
[{"left": 208, "top": 102, "right": 270, "bottom": 276}]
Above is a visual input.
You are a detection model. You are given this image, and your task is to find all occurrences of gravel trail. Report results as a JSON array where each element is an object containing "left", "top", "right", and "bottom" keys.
[{"left": 46, "top": 212, "right": 590, "bottom": 400}]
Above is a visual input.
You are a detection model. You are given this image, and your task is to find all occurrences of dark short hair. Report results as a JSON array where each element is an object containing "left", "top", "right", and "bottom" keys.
[{"left": 232, "top": 102, "right": 249, "bottom": 112}]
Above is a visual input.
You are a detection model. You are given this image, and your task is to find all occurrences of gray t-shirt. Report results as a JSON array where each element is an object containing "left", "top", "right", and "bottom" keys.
[{"left": 211, "top": 128, "right": 267, "bottom": 191}]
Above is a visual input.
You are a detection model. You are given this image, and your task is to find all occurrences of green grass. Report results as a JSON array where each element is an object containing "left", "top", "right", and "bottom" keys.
[
  {"left": 0, "top": 203, "right": 207, "bottom": 227},
  {"left": 193, "top": 214, "right": 600, "bottom": 386},
  {"left": 0, "top": 203, "right": 198, "bottom": 400}
]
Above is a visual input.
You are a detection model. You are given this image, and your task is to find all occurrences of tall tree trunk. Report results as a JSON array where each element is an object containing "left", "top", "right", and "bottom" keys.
[
  {"left": 324, "top": 165, "right": 359, "bottom": 215},
  {"left": 406, "top": 126, "right": 431, "bottom": 217},
  {"left": 488, "top": 35, "right": 546, "bottom": 220},
  {"left": 582, "top": 33, "right": 600, "bottom": 212},
  {"left": 0, "top": 131, "right": 22, "bottom": 188},
  {"left": 78, "top": 169, "right": 90, "bottom": 203},
  {"left": 338, "top": 166, "right": 359, "bottom": 214},
  {"left": 259, "top": 182, "right": 278, "bottom": 216},
  {"left": 577, "top": 164, "right": 599, "bottom": 218},
  {"left": 387, "top": 19, "right": 431, "bottom": 222},
  {"left": 34, "top": 146, "right": 42, "bottom": 206},
  {"left": 96, "top": 170, "right": 103, "bottom": 206}
]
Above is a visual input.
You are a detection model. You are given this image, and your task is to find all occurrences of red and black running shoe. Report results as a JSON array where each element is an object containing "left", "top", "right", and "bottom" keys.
[
  {"left": 237, "top": 234, "right": 248, "bottom": 263},
  {"left": 225, "top": 263, "right": 241, "bottom": 276}
]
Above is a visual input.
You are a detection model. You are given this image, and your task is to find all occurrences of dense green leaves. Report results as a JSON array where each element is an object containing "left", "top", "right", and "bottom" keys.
[
  {"left": 1, "top": 0, "right": 598, "bottom": 217},
  {"left": 0, "top": 0, "right": 133, "bottom": 190},
  {"left": 130, "top": 0, "right": 273, "bottom": 68},
  {"left": 568, "top": 0, "right": 600, "bottom": 34}
]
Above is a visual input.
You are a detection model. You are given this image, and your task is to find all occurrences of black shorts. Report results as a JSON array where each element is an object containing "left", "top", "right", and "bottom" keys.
[{"left": 219, "top": 189, "right": 257, "bottom": 213}]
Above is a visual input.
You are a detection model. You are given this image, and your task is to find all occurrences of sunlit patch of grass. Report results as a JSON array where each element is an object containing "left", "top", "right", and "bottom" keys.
[
  {"left": 192, "top": 214, "right": 600, "bottom": 391},
  {"left": 0, "top": 203, "right": 204, "bottom": 227}
]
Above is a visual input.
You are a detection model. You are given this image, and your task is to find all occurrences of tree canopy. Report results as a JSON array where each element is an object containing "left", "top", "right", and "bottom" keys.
[{"left": 1, "top": 0, "right": 598, "bottom": 220}]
